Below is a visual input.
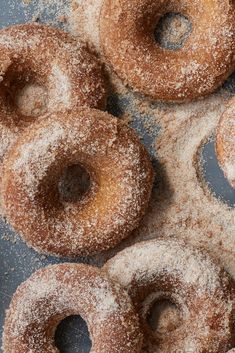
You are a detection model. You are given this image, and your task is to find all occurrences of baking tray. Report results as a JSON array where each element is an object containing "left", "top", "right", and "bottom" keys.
[{"left": 0, "top": 2, "right": 234, "bottom": 353}]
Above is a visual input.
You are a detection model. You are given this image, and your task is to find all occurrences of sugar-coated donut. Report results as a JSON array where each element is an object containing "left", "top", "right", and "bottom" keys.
[
  {"left": 99, "top": 0, "right": 235, "bottom": 102},
  {"left": 1, "top": 108, "right": 154, "bottom": 257},
  {"left": 103, "top": 239, "right": 235, "bottom": 353},
  {"left": 216, "top": 98, "right": 235, "bottom": 189},
  {"left": 3, "top": 263, "right": 143, "bottom": 353},
  {"left": 0, "top": 23, "right": 107, "bottom": 169}
]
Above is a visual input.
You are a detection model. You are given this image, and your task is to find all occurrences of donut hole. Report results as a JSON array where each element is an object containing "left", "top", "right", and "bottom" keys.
[
  {"left": 154, "top": 13, "right": 192, "bottom": 50},
  {"left": 147, "top": 298, "right": 182, "bottom": 334},
  {"left": 0, "top": 62, "right": 49, "bottom": 119},
  {"left": 198, "top": 136, "right": 235, "bottom": 208},
  {"left": 58, "top": 164, "right": 92, "bottom": 203},
  {"left": 14, "top": 83, "right": 48, "bottom": 118},
  {"left": 55, "top": 315, "right": 92, "bottom": 352}
]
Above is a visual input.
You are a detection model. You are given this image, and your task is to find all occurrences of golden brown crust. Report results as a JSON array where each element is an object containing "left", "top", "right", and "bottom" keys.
[
  {"left": 1, "top": 108, "right": 154, "bottom": 257},
  {"left": 3, "top": 263, "right": 143, "bottom": 353},
  {"left": 103, "top": 239, "right": 235, "bottom": 353},
  {"left": 216, "top": 97, "right": 235, "bottom": 188},
  {"left": 0, "top": 23, "right": 107, "bottom": 171},
  {"left": 99, "top": 0, "right": 235, "bottom": 102}
]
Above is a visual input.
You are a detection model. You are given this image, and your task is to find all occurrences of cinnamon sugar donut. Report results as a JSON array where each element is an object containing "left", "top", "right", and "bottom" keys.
[
  {"left": 0, "top": 23, "right": 107, "bottom": 169},
  {"left": 1, "top": 108, "right": 154, "bottom": 257},
  {"left": 216, "top": 98, "right": 235, "bottom": 188},
  {"left": 99, "top": 0, "right": 235, "bottom": 102},
  {"left": 104, "top": 239, "right": 235, "bottom": 353},
  {"left": 3, "top": 263, "right": 143, "bottom": 353}
]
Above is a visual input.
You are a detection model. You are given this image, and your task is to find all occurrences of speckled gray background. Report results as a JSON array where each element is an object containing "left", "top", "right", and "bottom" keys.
[{"left": 0, "top": 2, "right": 234, "bottom": 353}]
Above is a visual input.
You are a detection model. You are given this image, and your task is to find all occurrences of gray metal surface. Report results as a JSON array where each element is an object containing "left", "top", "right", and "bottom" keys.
[{"left": 0, "top": 3, "right": 234, "bottom": 353}]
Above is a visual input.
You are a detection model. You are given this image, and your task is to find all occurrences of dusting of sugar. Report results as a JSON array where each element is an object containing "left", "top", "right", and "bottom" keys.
[
  {"left": 15, "top": 84, "right": 48, "bottom": 117},
  {"left": 68, "top": 0, "right": 103, "bottom": 51},
  {"left": 0, "top": 32, "right": 42, "bottom": 49},
  {"left": 12, "top": 121, "right": 65, "bottom": 195},
  {"left": 105, "top": 239, "right": 226, "bottom": 294},
  {"left": 0, "top": 3, "right": 235, "bottom": 352},
  {"left": 104, "top": 239, "right": 235, "bottom": 353},
  {"left": 2, "top": 109, "right": 153, "bottom": 257},
  {"left": 226, "top": 163, "right": 235, "bottom": 181},
  {"left": 98, "top": 0, "right": 235, "bottom": 101},
  {"left": 22, "top": 0, "right": 71, "bottom": 26},
  {"left": 0, "top": 23, "right": 107, "bottom": 183},
  {"left": 3, "top": 264, "right": 142, "bottom": 352},
  {"left": 48, "top": 65, "right": 71, "bottom": 109},
  {"left": 100, "top": 90, "right": 235, "bottom": 283}
]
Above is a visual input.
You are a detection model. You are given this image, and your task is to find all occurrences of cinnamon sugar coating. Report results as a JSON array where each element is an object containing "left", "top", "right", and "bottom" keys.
[
  {"left": 3, "top": 263, "right": 143, "bottom": 353},
  {"left": 1, "top": 108, "right": 154, "bottom": 257},
  {"left": 0, "top": 23, "right": 107, "bottom": 172},
  {"left": 216, "top": 97, "right": 235, "bottom": 188},
  {"left": 99, "top": 0, "right": 235, "bottom": 102},
  {"left": 104, "top": 239, "right": 235, "bottom": 353}
]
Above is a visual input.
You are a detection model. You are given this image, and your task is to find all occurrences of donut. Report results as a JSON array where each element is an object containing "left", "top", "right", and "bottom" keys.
[
  {"left": 216, "top": 98, "right": 235, "bottom": 189},
  {"left": 0, "top": 23, "right": 107, "bottom": 170},
  {"left": 3, "top": 263, "right": 143, "bottom": 353},
  {"left": 1, "top": 107, "right": 154, "bottom": 257},
  {"left": 99, "top": 0, "right": 235, "bottom": 102},
  {"left": 103, "top": 239, "right": 235, "bottom": 352}
]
